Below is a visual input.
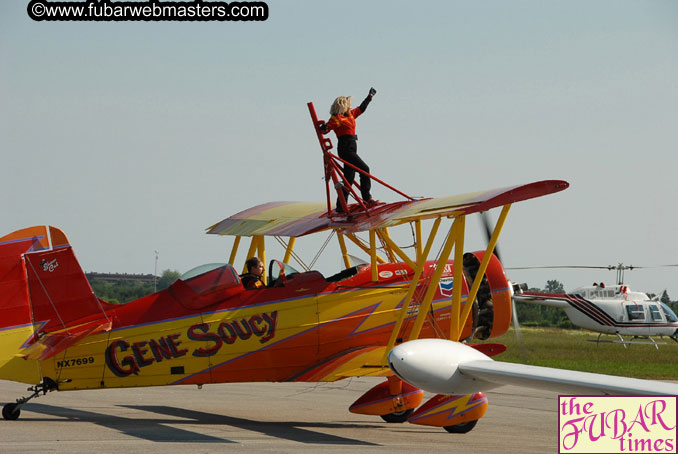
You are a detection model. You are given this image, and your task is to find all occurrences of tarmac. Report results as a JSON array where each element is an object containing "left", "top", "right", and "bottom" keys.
[{"left": 0, "top": 377, "right": 558, "bottom": 453}]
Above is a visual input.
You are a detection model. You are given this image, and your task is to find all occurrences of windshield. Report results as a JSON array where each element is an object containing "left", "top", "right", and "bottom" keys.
[
  {"left": 660, "top": 303, "right": 678, "bottom": 323},
  {"left": 180, "top": 263, "right": 227, "bottom": 281},
  {"left": 269, "top": 260, "right": 301, "bottom": 283}
]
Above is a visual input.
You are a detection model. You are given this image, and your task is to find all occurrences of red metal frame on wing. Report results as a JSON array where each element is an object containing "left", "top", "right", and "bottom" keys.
[{"left": 307, "top": 102, "right": 414, "bottom": 216}]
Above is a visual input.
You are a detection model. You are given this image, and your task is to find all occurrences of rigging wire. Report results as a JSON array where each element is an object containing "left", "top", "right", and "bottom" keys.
[
  {"left": 309, "top": 230, "right": 335, "bottom": 269},
  {"left": 273, "top": 236, "right": 310, "bottom": 272},
  {"left": 401, "top": 219, "right": 453, "bottom": 339}
]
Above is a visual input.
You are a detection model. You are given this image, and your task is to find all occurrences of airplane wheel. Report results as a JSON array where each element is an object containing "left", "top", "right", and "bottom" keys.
[
  {"left": 380, "top": 409, "right": 414, "bottom": 423},
  {"left": 444, "top": 419, "right": 478, "bottom": 433},
  {"left": 2, "top": 403, "right": 20, "bottom": 421}
]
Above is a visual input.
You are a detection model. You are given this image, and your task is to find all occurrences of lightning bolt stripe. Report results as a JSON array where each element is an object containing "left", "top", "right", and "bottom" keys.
[
  {"left": 409, "top": 393, "right": 488, "bottom": 423},
  {"left": 349, "top": 388, "right": 424, "bottom": 412},
  {"left": 171, "top": 321, "right": 321, "bottom": 385}
]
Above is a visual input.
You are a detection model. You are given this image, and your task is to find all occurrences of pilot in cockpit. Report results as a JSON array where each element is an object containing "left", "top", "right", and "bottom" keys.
[{"left": 241, "top": 257, "right": 265, "bottom": 290}]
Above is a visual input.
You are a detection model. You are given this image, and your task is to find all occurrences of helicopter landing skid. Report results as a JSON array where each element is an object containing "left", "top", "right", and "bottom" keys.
[{"left": 587, "top": 333, "right": 665, "bottom": 350}]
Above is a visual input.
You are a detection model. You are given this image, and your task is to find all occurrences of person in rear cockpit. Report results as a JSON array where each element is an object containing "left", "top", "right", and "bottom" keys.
[{"left": 240, "top": 257, "right": 265, "bottom": 290}]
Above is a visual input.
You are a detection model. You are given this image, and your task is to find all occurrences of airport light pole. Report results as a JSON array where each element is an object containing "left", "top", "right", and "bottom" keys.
[{"left": 154, "top": 250, "right": 159, "bottom": 292}]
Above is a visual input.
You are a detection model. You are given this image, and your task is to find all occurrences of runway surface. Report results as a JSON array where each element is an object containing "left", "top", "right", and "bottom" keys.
[{"left": 0, "top": 378, "right": 558, "bottom": 453}]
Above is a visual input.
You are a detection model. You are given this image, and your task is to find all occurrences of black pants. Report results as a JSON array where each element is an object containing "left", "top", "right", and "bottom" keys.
[{"left": 337, "top": 135, "right": 371, "bottom": 204}]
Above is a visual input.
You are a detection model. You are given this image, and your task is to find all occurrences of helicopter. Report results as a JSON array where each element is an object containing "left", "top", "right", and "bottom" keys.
[{"left": 511, "top": 264, "right": 678, "bottom": 348}]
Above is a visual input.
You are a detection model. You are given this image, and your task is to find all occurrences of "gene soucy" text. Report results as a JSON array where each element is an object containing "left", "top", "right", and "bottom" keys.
[{"left": 105, "top": 311, "right": 278, "bottom": 376}]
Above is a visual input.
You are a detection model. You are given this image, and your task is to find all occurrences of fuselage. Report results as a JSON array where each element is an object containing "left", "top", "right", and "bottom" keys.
[{"left": 2, "top": 253, "right": 513, "bottom": 391}]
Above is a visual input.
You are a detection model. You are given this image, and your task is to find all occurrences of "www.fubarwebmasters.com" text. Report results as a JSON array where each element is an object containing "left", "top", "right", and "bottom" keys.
[{"left": 27, "top": 0, "right": 269, "bottom": 22}]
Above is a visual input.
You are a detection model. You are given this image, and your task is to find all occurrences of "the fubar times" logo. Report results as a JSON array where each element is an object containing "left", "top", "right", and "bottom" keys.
[{"left": 559, "top": 396, "right": 677, "bottom": 453}]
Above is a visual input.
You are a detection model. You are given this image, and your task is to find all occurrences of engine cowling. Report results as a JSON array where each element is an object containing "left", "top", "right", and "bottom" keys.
[{"left": 460, "top": 251, "right": 512, "bottom": 340}]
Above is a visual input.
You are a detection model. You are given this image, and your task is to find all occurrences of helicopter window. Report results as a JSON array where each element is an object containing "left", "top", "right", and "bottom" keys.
[
  {"left": 596, "top": 289, "right": 614, "bottom": 298},
  {"left": 661, "top": 303, "right": 678, "bottom": 323},
  {"left": 625, "top": 305, "right": 645, "bottom": 321},
  {"left": 649, "top": 305, "right": 663, "bottom": 321}
]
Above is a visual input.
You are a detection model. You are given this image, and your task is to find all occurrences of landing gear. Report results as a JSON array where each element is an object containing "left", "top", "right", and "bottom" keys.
[
  {"left": 380, "top": 408, "right": 414, "bottom": 423},
  {"left": 2, "top": 403, "right": 20, "bottom": 420},
  {"left": 589, "top": 333, "right": 666, "bottom": 349},
  {"left": 2, "top": 377, "right": 58, "bottom": 421},
  {"left": 444, "top": 419, "right": 478, "bottom": 433}
]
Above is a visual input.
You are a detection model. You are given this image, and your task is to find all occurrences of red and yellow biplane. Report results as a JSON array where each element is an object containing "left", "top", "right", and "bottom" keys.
[{"left": 1, "top": 104, "right": 670, "bottom": 433}]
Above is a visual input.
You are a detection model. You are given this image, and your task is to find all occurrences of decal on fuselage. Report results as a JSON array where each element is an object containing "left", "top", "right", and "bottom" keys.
[
  {"left": 41, "top": 258, "right": 59, "bottom": 272},
  {"left": 439, "top": 277, "right": 454, "bottom": 297},
  {"left": 105, "top": 311, "right": 278, "bottom": 377},
  {"left": 57, "top": 357, "right": 95, "bottom": 368}
]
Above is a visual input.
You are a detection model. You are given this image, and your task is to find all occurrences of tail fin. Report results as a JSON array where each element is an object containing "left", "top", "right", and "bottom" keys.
[{"left": 0, "top": 226, "right": 111, "bottom": 361}]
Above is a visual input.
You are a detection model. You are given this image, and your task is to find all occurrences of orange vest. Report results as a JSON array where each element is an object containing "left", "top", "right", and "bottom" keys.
[{"left": 326, "top": 106, "right": 363, "bottom": 137}]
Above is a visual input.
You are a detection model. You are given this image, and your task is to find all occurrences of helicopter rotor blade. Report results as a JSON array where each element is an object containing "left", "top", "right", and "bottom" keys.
[
  {"left": 506, "top": 265, "right": 615, "bottom": 270},
  {"left": 507, "top": 264, "right": 678, "bottom": 270}
]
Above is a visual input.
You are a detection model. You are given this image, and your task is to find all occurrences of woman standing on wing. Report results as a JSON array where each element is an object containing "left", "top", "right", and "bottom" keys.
[{"left": 320, "top": 87, "right": 377, "bottom": 212}]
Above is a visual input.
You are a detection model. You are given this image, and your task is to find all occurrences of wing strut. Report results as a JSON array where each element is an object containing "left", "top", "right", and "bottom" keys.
[
  {"left": 459, "top": 205, "right": 510, "bottom": 332},
  {"left": 407, "top": 216, "right": 465, "bottom": 341},
  {"left": 380, "top": 204, "right": 512, "bottom": 365},
  {"left": 381, "top": 217, "right": 441, "bottom": 366}
]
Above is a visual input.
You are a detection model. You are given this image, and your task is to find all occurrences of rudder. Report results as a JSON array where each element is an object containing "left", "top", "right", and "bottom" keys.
[{"left": 0, "top": 226, "right": 110, "bottom": 379}]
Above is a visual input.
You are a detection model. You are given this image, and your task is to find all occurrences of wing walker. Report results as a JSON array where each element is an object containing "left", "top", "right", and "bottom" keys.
[{"left": 0, "top": 101, "right": 594, "bottom": 433}]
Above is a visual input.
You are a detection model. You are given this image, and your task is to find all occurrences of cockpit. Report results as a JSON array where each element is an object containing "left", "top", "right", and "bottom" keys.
[
  {"left": 660, "top": 302, "right": 678, "bottom": 322},
  {"left": 179, "top": 259, "right": 369, "bottom": 296},
  {"left": 179, "top": 261, "right": 303, "bottom": 290},
  {"left": 622, "top": 302, "right": 678, "bottom": 323}
]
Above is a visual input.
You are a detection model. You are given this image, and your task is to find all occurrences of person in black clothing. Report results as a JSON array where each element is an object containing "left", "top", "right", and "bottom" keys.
[{"left": 320, "top": 87, "right": 377, "bottom": 212}]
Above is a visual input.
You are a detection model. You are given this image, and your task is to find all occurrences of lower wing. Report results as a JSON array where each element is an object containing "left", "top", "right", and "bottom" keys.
[{"left": 388, "top": 338, "right": 678, "bottom": 396}]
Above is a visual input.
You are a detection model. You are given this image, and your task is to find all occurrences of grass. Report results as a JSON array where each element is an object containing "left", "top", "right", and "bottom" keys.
[{"left": 482, "top": 327, "right": 678, "bottom": 380}]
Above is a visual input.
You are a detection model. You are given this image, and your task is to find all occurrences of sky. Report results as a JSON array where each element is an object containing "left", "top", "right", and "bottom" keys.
[{"left": 1, "top": 1, "right": 677, "bottom": 297}]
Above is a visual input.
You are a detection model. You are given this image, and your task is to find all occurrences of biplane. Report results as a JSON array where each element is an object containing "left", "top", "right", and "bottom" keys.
[{"left": 0, "top": 103, "right": 673, "bottom": 433}]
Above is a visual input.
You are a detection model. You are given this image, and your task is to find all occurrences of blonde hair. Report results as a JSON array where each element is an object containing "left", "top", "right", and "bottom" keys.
[{"left": 330, "top": 96, "right": 351, "bottom": 116}]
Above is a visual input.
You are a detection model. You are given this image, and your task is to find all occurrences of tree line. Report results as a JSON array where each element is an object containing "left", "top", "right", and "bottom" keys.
[
  {"left": 89, "top": 269, "right": 180, "bottom": 304},
  {"left": 515, "top": 280, "right": 573, "bottom": 328}
]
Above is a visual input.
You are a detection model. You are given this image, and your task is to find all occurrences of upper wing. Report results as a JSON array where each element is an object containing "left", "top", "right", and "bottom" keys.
[
  {"left": 207, "top": 180, "right": 569, "bottom": 237},
  {"left": 349, "top": 179, "right": 568, "bottom": 233},
  {"left": 206, "top": 201, "right": 329, "bottom": 237},
  {"left": 388, "top": 339, "right": 678, "bottom": 396}
]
